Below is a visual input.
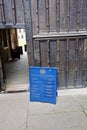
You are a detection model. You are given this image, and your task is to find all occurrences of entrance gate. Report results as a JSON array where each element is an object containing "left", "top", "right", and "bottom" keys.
[{"left": 0, "top": 0, "right": 87, "bottom": 89}]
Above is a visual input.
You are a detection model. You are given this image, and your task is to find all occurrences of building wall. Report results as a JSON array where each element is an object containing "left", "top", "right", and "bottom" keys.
[{"left": 17, "top": 29, "right": 26, "bottom": 47}]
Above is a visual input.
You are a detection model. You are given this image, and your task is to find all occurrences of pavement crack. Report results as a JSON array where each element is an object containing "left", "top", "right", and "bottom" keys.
[
  {"left": 80, "top": 105, "right": 87, "bottom": 119},
  {"left": 17, "top": 122, "right": 26, "bottom": 129},
  {"left": 25, "top": 103, "right": 30, "bottom": 130}
]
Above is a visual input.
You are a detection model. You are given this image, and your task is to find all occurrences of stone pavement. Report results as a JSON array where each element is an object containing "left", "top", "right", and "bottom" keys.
[{"left": 0, "top": 88, "right": 87, "bottom": 130}]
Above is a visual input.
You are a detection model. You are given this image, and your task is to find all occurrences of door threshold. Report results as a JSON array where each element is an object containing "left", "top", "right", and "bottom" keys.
[{"left": 5, "top": 84, "right": 29, "bottom": 93}]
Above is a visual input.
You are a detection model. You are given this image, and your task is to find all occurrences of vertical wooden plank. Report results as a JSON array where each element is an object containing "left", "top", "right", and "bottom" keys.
[
  {"left": 59, "top": 40, "right": 67, "bottom": 88},
  {"left": 15, "top": 0, "right": 24, "bottom": 24},
  {"left": 65, "top": 39, "right": 69, "bottom": 87},
  {"left": 84, "top": 39, "right": 87, "bottom": 59},
  {"left": 11, "top": 0, "right": 17, "bottom": 24},
  {"left": 31, "top": 0, "right": 38, "bottom": 34},
  {"left": 24, "top": 0, "right": 34, "bottom": 66},
  {"left": 36, "top": 0, "right": 39, "bottom": 33},
  {"left": 38, "top": 0, "right": 46, "bottom": 33},
  {"left": 33, "top": 40, "right": 40, "bottom": 66},
  {"left": 47, "top": 40, "right": 50, "bottom": 66},
  {"left": 56, "top": 0, "right": 60, "bottom": 32},
  {"left": 75, "top": 38, "right": 79, "bottom": 87},
  {"left": 76, "top": 39, "right": 84, "bottom": 87},
  {"left": 60, "top": 0, "right": 68, "bottom": 32},
  {"left": 3, "top": 0, "right": 13, "bottom": 24},
  {"left": 70, "top": 0, "right": 78, "bottom": 31},
  {"left": 67, "top": 0, "right": 70, "bottom": 31},
  {"left": 83, "top": 39, "right": 87, "bottom": 87},
  {"left": 45, "top": 0, "right": 49, "bottom": 32},
  {"left": 56, "top": 39, "right": 60, "bottom": 88},
  {"left": 75, "top": 39, "right": 79, "bottom": 87},
  {"left": 0, "top": 0, "right": 6, "bottom": 24},
  {"left": 49, "top": 0, "right": 56, "bottom": 31},
  {"left": 79, "top": 0, "right": 87, "bottom": 31},
  {"left": 59, "top": 0, "right": 70, "bottom": 32},
  {"left": 49, "top": 40, "right": 57, "bottom": 66},
  {"left": 40, "top": 41, "right": 49, "bottom": 66},
  {"left": 76, "top": 0, "right": 80, "bottom": 31},
  {"left": 56, "top": 39, "right": 60, "bottom": 68},
  {"left": 0, "top": 30, "right": 5, "bottom": 85},
  {"left": 68, "top": 39, "right": 76, "bottom": 88}
]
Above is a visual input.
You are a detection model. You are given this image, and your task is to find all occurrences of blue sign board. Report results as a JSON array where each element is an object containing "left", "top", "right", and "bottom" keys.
[{"left": 29, "top": 67, "right": 58, "bottom": 104}]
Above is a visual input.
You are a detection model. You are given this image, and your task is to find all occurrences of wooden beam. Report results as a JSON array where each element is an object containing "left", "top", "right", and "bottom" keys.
[
  {"left": 0, "top": 30, "right": 6, "bottom": 90},
  {"left": 33, "top": 31, "right": 87, "bottom": 39},
  {"left": 23, "top": 0, "right": 34, "bottom": 66},
  {"left": 0, "top": 23, "right": 25, "bottom": 29}
]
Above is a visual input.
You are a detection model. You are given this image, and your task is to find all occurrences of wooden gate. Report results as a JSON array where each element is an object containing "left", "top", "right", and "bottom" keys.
[
  {"left": 29, "top": 0, "right": 87, "bottom": 89},
  {"left": 0, "top": 0, "right": 25, "bottom": 28},
  {"left": 0, "top": 0, "right": 87, "bottom": 89},
  {"left": 0, "top": 0, "right": 27, "bottom": 90}
]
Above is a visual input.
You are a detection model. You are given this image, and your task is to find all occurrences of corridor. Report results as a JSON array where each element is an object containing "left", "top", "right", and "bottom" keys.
[{"left": 4, "top": 51, "right": 29, "bottom": 92}]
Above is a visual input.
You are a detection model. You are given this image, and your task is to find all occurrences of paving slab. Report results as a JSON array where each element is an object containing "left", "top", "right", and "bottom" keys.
[
  {"left": 55, "top": 111, "right": 87, "bottom": 130},
  {"left": 0, "top": 89, "right": 87, "bottom": 130},
  {"left": 27, "top": 114, "right": 56, "bottom": 130},
  {"left": 72, "top": 95, "right": 87, "bottom": 110},
  {"left": 28, "top": 102, "right": 55, "bottom": 115},
  {"left": 0, "top": 93, "right": 28, "bottom": 130},
  {"left": 60, "top": 126, "right": 87, "bottom": 130},
  {"left": 55, "top": 96, "right": 81, "bottom": 113}
]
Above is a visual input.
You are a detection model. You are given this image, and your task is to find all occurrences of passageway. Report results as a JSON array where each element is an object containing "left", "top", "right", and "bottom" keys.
[{"left": 4, "top": 50, "right": 29, "bottom": 92}]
